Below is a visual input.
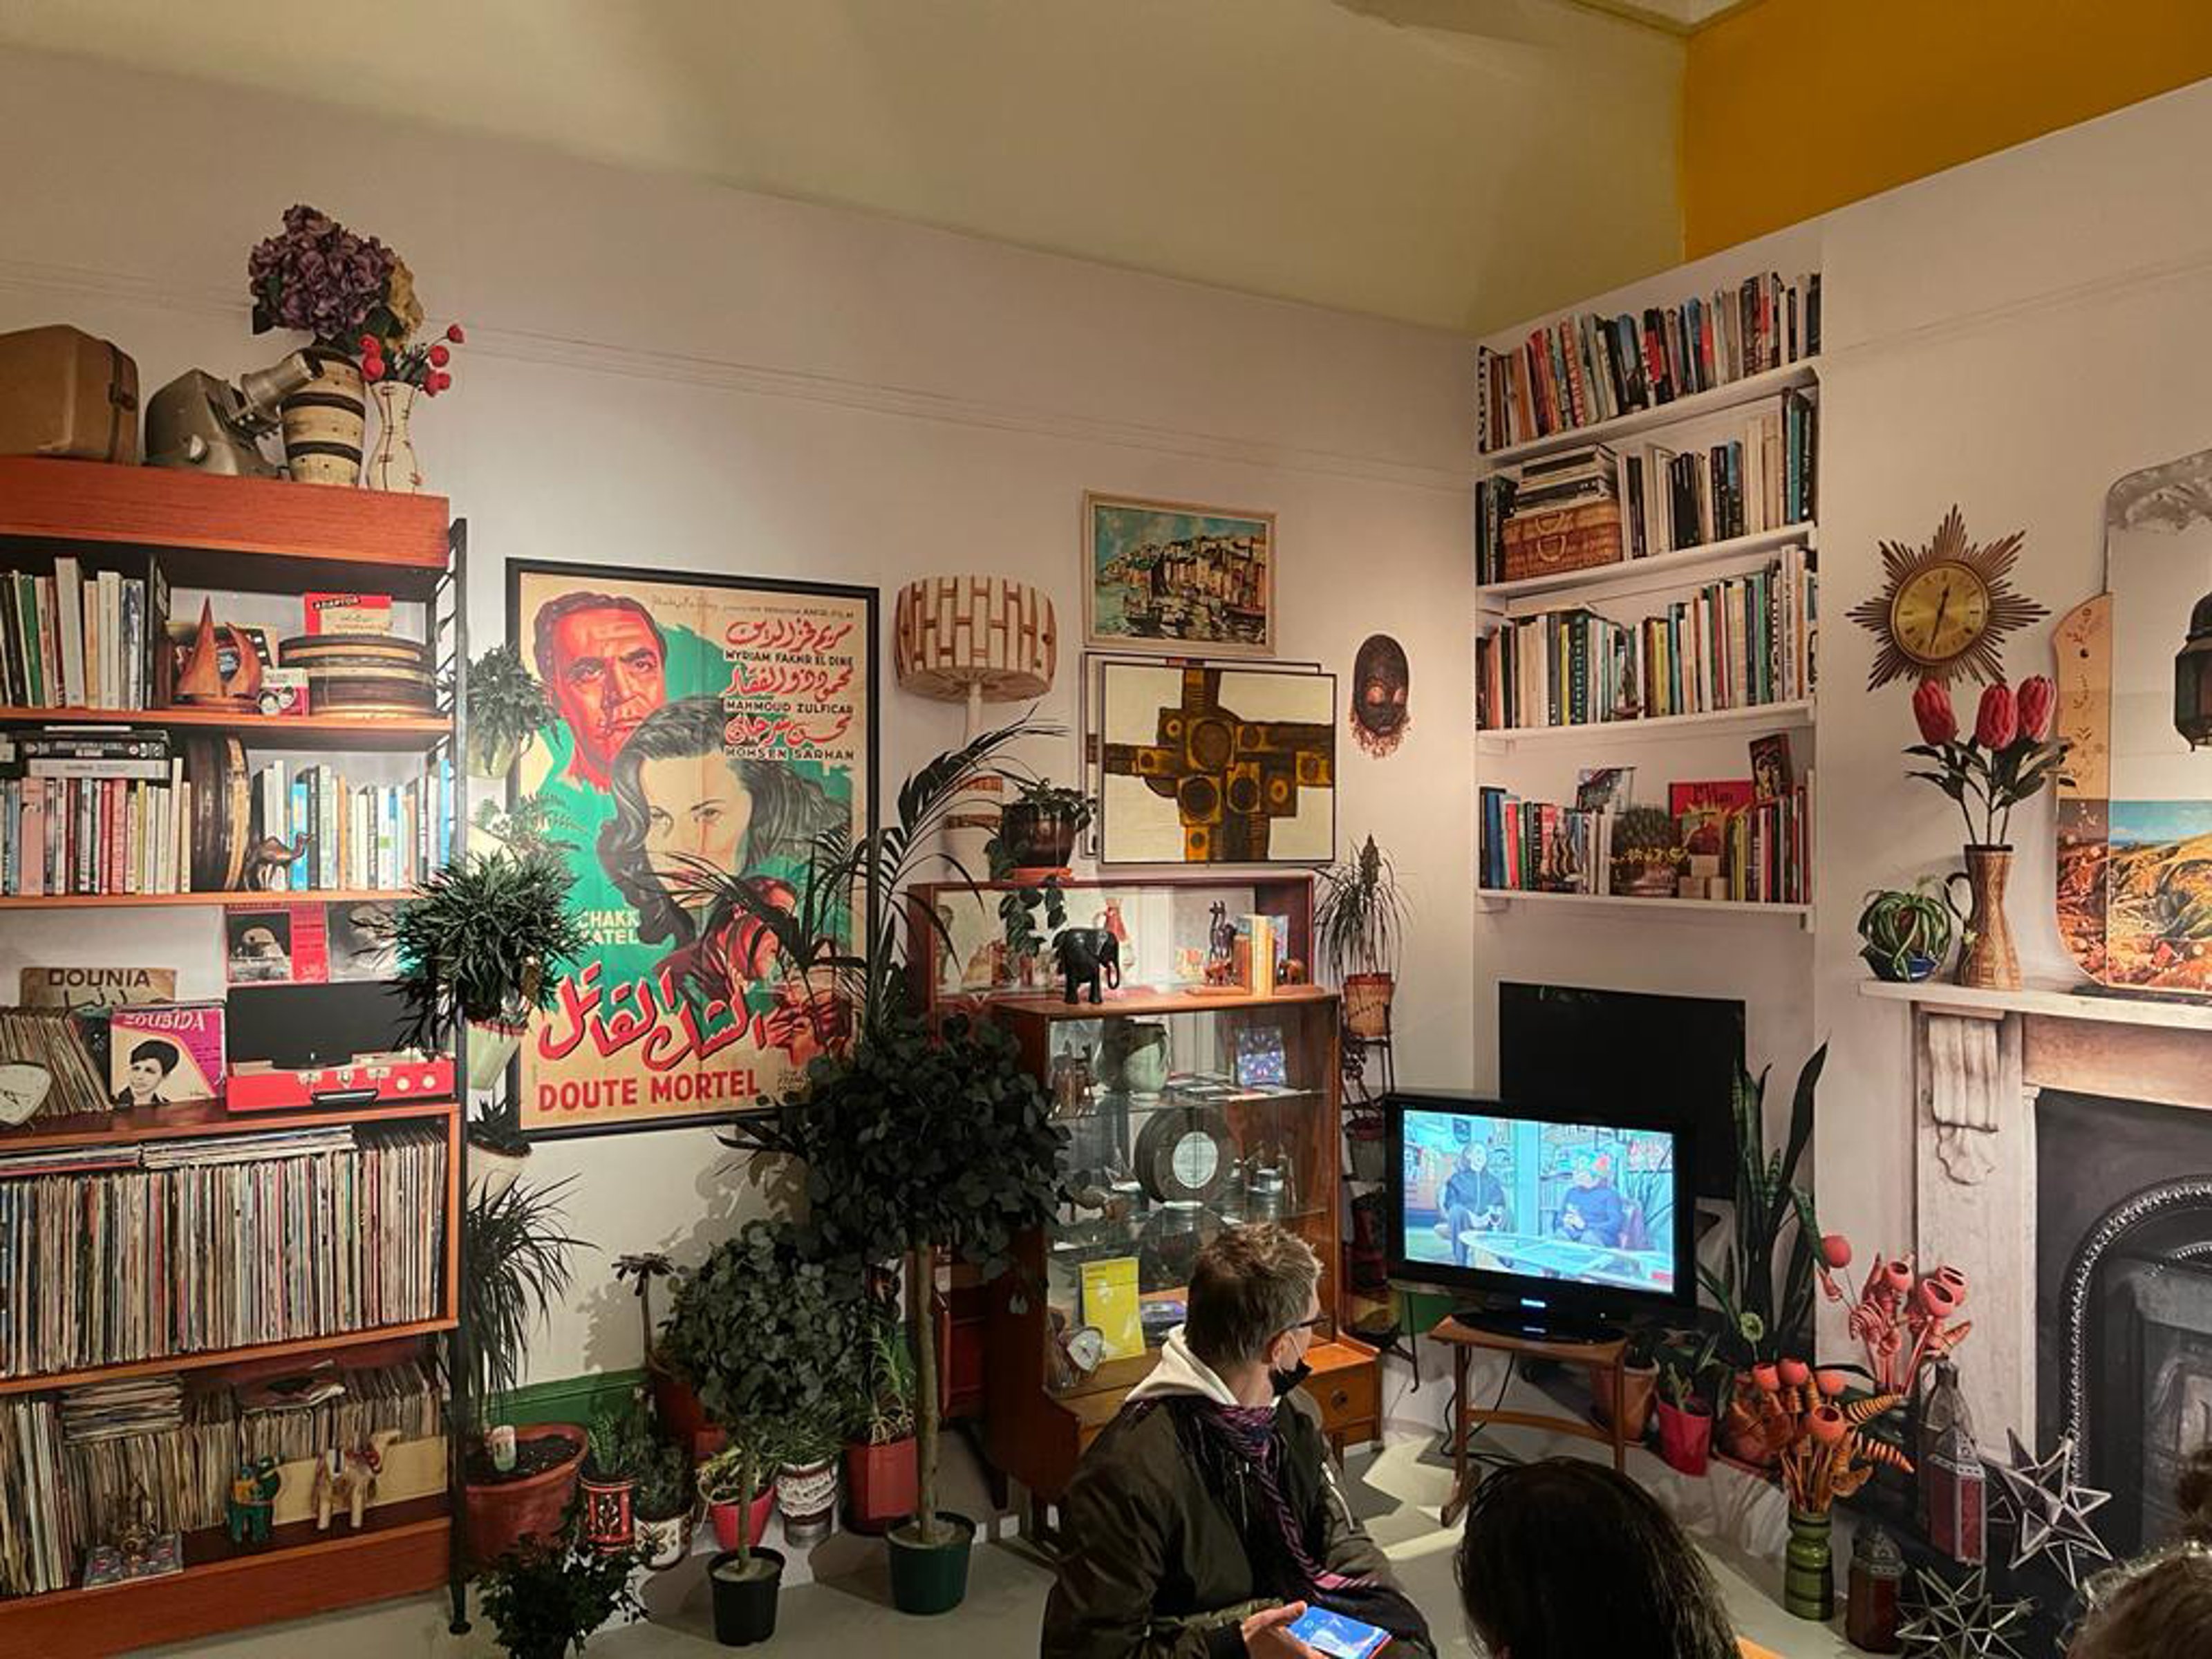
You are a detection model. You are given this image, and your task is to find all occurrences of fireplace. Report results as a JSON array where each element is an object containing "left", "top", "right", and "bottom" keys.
[{"left": 2038, "top": 1089, "right": 2212, "bottom": 1557}]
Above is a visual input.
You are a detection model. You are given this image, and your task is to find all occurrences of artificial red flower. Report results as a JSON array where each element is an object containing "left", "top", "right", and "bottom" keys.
[
  {"left": 1975, "top": 681, "right": 2017, "bottom": 749},
  {"left": 1815, "top": 1369, "right": 1850, "bottom": 1398},
  {"left": 2016, "top": 675, "right": 2055, "bottom": 742},
  {"left": 362, "top": 359, "right": 384, "bottom": 383},
  {"left": 1753, "top": 1363, "right": 1781, "bottom": 1394},
  {"left": 429, "top": 344, "right": 451, "bottom": 368},
  {"left": 1912, "top": 680, "right": 1957, "bottom": 745},
  {"left": 430, "top": 371, "right": 452, "bottom": 393},
  {"left": 1918, "top": 1277, "right": 1960, "bottom": 1319},
  {"left": 1808, "top": 1406, "right": 1848, "bottom": 1445},
  {"left": 358, "top": 333, "right": 378, "bottom": 353},
  {"left": 1821, "top": 1234, "right": 1853, "bottom": 1269},
  {"left": 445, "top": 323, "right": 466, "bottom": 344},
  {"left": 1778, "top": 1357, "right": 1810, "bottom": 1389}
]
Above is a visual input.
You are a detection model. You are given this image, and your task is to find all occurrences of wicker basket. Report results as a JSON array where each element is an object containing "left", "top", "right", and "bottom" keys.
[{"left": 1342, "top": 973, "right": 1396, "bottom": 1040}]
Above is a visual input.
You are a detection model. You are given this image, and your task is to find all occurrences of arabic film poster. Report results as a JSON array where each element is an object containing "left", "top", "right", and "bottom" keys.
[{"left": 509, "top": 562, "right": 876, "bottom": 1136}]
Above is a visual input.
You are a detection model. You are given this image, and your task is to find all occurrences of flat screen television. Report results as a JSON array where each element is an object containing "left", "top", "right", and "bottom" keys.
[
  {"left": 1385, "top": 1092, "right": 1694, "bottom": 1338},
  {"left": 1499, "top": 982, "right": 1744, "bottom": 1203}
]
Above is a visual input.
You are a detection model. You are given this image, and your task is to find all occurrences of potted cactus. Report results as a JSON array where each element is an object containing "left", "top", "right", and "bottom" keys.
[{"left": 1611, "top": 805, "right": 1685, "bottom": 897}]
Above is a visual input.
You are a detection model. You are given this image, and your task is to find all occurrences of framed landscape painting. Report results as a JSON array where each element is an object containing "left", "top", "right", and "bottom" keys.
[{"left": 1085, "top": 491, "right": 1276, "bottom": 657}]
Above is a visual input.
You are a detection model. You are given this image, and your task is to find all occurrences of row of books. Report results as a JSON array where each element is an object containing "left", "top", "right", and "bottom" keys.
[
  {"left": 254, "top": 757, "right": 458, "bottom": 893},
  {"left": 1479, "top": 784, "right": 1812, "bottom": 905},
  {"left": 1, "top": 725, "right": 184, "bottom": 899},
  {"left": 0, "top": 560, "right": 160, "bottom": 711},
  {"left": 0, "top": 1360, "right": 440, "bottom": 1597},
  {"left": 0, "top": 1125, "right": 447, "bottom": 1381},
  {"left": 1477, "top": 271, "right": 1821, "bottom": 453},
  {"left": 1620, "top": 391, "right": 1817, "bottom": 557},
  {"left": 1476, "top": 547, "right": 1817, "bottom": 731}
]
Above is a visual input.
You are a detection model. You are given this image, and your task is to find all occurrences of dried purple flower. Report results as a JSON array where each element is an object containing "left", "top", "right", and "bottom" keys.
[{"left": 247, "top": 203, "right": 398, "bottom": 346}]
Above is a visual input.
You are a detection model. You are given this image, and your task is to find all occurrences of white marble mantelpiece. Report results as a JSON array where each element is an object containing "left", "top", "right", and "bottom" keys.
[{"left": 1859, "top": 976, "right": 2212, "bottom": 1445}]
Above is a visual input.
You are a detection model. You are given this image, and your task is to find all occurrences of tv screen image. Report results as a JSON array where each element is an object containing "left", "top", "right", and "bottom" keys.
[{"left": 1398, "top": 1106, "right": 1678, "bottom": 1297}]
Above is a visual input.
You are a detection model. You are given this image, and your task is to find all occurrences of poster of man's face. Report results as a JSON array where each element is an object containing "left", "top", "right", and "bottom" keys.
[{"left": 532, "top": 593, "right": 671, "bottom": 787}]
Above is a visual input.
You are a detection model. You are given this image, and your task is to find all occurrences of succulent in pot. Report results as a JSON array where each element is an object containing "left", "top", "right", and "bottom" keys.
[{"left": 1856, "top": 879, "right": 1958, "bottom": 983}]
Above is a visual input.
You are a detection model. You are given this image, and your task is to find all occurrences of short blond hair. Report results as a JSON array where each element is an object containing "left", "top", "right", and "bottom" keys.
[{"left": 1185, "top": 1224, "right": 1319, "bottom": 1367}]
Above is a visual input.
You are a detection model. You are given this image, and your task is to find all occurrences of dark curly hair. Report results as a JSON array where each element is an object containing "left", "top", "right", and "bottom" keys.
[
  {"left": 1457, "top": 1459, "right": 1738, "bottom": 1659},
  {"left": 2070, "top": 1445, "right": 2212, "bottom": 1659},
  {"left": 597, "top": 697, "right": 845, "bottom": 948}
]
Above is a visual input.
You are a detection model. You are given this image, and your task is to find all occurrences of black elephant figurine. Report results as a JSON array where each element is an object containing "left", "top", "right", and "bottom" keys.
[{"left": 1053, "top": 928, "right": 1123, "bottom": 1005}]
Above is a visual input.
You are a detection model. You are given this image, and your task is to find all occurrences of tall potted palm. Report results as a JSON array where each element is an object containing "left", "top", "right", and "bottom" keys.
[
  {"left": 1315, "top": 834, "right": 1409, "bottom": 1039},
  {"left": 705, "top": 720, "right": 1069, "bottom": 1615},
  {"left": 659, "top": 1220, "right": 864, "bottom": 1645}
]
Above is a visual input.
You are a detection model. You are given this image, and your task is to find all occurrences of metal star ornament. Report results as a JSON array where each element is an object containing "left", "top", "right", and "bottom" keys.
[
  {"left": 1984, "top": 1430, "right": 2113, "bottom": 1590},
  {"left": 1896, "top": 1565, "right": 2034, "bottom": 1659}
]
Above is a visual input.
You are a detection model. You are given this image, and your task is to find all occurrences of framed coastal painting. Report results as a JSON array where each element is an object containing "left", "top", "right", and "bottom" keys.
[
  {"left": 1091, "top": 656, "right": 1334, "bottom": 867},
  {"left": 1085, "top": 491, "right": 1276, "bottom": 657},
  {"left": 507, "top": 559, "right": 877, "bottom": 1137}
]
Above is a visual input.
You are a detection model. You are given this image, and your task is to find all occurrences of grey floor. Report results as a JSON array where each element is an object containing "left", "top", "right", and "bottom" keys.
[{"left": 149, "top": 1416, "right": 1857, "bottom": 1658}]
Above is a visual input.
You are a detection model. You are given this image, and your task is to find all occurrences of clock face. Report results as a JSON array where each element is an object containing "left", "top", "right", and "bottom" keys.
[
  {"left": 1170, "top": 1130, "right": 1220, "bottom": 1192},
  {"left": 1064, "top": 1325, "right": 1106, "bottom": 1374},
  {"left": 0, "top": 1062, "right": 51, "bottom": 1127},
  {"left": 1892, "top": 563, "right": 1992, "bottom": 666}
]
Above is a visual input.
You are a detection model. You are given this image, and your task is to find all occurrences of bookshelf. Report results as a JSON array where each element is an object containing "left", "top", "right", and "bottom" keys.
[
  {"left": 0, "top": 460, "right": 469, "bottom": 1653},
  {"left": 1473, "top": 232, "right": 1824, "bottom": 932}
]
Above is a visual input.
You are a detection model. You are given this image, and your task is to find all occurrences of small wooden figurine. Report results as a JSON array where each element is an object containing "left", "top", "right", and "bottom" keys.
[
  {"left": 176, "top": 599, "right": 265, "bottom": 710},
  {"left": 225, "top": 1456, "right": 282, "bottom": 1545},
  {"left": 244, "top": 832, "right": 310, "bottom": 892},
  {"left": 313, "top": 1438, "right": 383, "bottom": 1530}
]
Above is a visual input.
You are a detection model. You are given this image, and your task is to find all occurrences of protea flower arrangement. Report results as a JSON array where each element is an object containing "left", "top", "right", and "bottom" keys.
[{"left": 1904, "top": 675, "right": 2067, "bottom": 849}]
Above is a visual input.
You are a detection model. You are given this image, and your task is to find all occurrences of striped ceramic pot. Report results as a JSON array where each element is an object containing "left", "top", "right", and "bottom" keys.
[{"left": 281, "top": 345, "right": 366, "bottom": 485}]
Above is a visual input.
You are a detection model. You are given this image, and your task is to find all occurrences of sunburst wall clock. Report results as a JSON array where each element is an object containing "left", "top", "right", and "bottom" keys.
[{"left": 1849, "top": 505, "right": 2048, "bottom": 689}]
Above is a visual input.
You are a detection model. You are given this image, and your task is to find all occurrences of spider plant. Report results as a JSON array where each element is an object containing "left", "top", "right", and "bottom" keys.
[{"left": 461, "top": 1174, "right": 590, "bottom": 1433}]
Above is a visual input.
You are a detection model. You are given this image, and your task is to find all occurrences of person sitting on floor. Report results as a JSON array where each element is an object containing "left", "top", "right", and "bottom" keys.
[
  {"left": 1042, "top": 1224, "right": 1432, "bottom": 1658},
  {"left": 2068, "top": 1445, "right": 2212, "bottom": 1659},
  {"left": 1457, "top": 1456, "right": 1777, "bottom": 1659}
]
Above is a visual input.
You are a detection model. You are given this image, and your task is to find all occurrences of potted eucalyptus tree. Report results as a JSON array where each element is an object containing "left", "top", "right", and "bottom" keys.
[
  {"left": 1315, "top": 834, "right": 1409, "bottom": 1040},
  {"left": 706, "top": 721, "right": 1070, "bottom": 1615}
]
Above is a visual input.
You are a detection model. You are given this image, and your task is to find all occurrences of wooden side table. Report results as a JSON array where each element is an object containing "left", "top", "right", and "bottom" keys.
[{"left": 1430, "top": 1315, "right": 1629, "bottom": 1526}]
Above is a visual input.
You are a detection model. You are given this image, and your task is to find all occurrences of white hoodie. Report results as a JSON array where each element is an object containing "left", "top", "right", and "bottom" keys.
[{"left": 1125, "top": 1324, "right": 1246, "bottom": 1408}]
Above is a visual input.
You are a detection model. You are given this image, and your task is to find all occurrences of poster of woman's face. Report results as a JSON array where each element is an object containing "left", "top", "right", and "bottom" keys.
[{"left": 509, "top": 562, "right": 877, "bottom": 1137}]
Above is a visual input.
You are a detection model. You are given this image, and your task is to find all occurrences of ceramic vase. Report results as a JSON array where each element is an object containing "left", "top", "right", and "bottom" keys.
[
  {"left": 776, "top": 1457, "right": 838, "bottom": 1547},
  {"left": 1785, "top": 1508, "right": 1835, "bottom": 1621},
  {"left": 366, "top": 380, "right": 424, "bottom": 493},
  {"left": 1951, "top": 845, "right": 2020, "bottom": 991},
  {"left": 281, "top": 346, "right": 366, "bottom": 485}
]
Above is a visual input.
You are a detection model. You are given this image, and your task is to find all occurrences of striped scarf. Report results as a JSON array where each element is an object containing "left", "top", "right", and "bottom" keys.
[{"left": 1197, "top": 1402, "right": 1363, "bottom": 1596}]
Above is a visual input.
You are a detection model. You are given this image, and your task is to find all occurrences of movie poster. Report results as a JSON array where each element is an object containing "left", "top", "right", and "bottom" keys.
[{"left": 509, "top": 563, "right": 876, "bottom": 1136}]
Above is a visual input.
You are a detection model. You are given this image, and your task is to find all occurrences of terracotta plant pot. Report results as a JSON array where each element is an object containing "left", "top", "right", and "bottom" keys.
[
  {"left": 1655, "top": 1398, "right": 1713, "bottom": 1476},
  {"left": 1593, "top": 1361, "right": 1659, "bottom": 1443},
  {"left": 464, "top": 1423, "right": 586, "bottom": 1566},
  {"left": 1951, "top": 845, "right": 2020, "bottom": 991},
  {"left": 1721, "top": 1393, "right": 1784, "bottom": 1470},
  {"left": 843, "top": 1435, "right": 918, "bottom": 1535},
  {"left": 709, "top": 1488, "right": 778, "bottom": 1552},
  {"left": 650, "top": 1356, "right": 713, "bottom": 1456},
  {"left": 1342, "top": 973, "right": 1396, "bottom": 1040}
]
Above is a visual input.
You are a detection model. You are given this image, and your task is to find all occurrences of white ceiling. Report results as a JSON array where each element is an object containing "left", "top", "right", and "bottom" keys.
[{"left": 0, "top": 0, "right": 1689, "bottom": 333}]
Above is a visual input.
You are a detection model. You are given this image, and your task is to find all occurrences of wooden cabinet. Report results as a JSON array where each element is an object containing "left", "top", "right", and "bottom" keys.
[{"left": 971, "top": 898, "right": 1378, "bottom": 1501}]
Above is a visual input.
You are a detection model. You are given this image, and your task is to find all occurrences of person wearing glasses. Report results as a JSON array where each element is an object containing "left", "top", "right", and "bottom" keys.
[{"left": 1043, "top": 1224, "right": 1431, "bottom": 1658}]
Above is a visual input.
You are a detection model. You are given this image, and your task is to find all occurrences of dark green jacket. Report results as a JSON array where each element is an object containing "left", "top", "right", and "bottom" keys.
[{"left": 1040, "top": 1392, "right": 1432, "bottom": 1658}]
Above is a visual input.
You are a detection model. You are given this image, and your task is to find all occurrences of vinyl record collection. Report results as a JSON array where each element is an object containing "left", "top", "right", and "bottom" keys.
[
  {"left": 1477, "top": 545, "right": 1816, "bottom": 731},
  {"left": 0, "top": 1124, "right": 447, "bottom": 1381},
  {"left": 0, "top": 1008, "right": 108, "bottom": 1118},
  {"left": 0, "top": 1360, "right": 440, "bottom": 1597}
]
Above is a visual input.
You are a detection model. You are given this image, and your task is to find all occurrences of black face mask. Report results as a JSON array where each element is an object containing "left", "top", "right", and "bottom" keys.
[{"left": 1270, "top": 1359, "right": 1312, "bottom": 1398}]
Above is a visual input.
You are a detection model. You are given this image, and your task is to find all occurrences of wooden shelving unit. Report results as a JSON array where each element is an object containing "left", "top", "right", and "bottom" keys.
[{"left": 0, "top": 458, "right": 469, "bottom": 1651}]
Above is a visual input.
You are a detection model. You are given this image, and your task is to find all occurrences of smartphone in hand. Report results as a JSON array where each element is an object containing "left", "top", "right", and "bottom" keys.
[{"left": 1286, "top": 1606, "right": 1391, "bottom": 1659}]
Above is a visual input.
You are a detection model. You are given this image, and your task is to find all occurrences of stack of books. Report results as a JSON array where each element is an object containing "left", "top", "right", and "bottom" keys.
[
  {"left": 1476, "top": 545, "right": 1816, "bottom": 731},
  {"left": 0, "top": 726, "right": 189, "bottom": 897},
  {"left": 1620, "top": 390, "right": 1817, "bottom": 556},
  {"left": 1479, "top": 782, "right": 1811, "bottom": 906},
  {"left": 0, "top": 560, "right": 155, "bottom": 711},
  {"left": 0, "top": 1124, "right": 447, "bottom": 1381},
  {"left": 253, "top": 756, "right": 458, "bottom": 892},
  {"left": 1478, "top": 794, "right": 1616, "bottom": 894},
  {"left": 1477, "top": 270, "right": 1821, "bottom": 453}
]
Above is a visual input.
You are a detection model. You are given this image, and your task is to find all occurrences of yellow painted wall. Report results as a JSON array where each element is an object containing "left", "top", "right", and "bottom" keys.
[{"left": 1685, "top": 0, "right": 2212, "bottom": 256}]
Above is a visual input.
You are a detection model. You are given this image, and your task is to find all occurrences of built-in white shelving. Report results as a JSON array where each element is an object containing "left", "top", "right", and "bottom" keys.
[
  {"left": 1475, "top": 890, "right": 1815, "bottom": 930},
  {"left": 1477, "top": 522, "right": 1816, "bottom": 613},
  {"left": 1477, "top": 359, "right": 1820, "bottom": 469},
  {"left": 1477, "top": 697, "right": 1814, "bottom": 754}
]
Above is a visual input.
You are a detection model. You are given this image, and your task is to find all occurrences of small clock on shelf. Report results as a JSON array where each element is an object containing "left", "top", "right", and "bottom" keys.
[{"left": 1848, "top": 504, "right": 2048, "bottom": 689}]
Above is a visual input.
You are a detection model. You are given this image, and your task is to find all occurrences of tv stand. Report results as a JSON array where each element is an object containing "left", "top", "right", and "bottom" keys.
[
  {"left": 1450, "top": 1304, "right": 1622, "bottom": 1347},
  {"left": 1431, "top": 1313, "right": 1631, "bottom": 1526}
]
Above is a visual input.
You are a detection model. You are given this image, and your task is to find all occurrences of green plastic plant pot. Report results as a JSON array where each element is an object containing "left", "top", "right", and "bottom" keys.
[
  {"left": 710, "top": 1547, "right": 785, "bottom": 1646},
  {"left": 886, "top": 1512, "right": 975, "bottom": 1615}
]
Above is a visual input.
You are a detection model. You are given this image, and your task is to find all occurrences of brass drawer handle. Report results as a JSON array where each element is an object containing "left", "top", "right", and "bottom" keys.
[{"left": 1329, "top": 1388, "right": 1350, "bottom": 1409}]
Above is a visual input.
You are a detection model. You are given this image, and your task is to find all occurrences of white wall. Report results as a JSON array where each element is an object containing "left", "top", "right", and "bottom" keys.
[{"left": 0, "top": 48, "right": 1478, "bottom": 1381}]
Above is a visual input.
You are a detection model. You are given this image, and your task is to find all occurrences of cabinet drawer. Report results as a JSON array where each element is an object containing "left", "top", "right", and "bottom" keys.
[{"left": 1305, "top": 1358, "right": 1377, "bottom": 1436}]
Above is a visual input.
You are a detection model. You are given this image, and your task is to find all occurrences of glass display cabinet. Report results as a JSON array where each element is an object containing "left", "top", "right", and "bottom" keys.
[{"left": 909, "top": 876, "right": 1378, "bottom": 1519}]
